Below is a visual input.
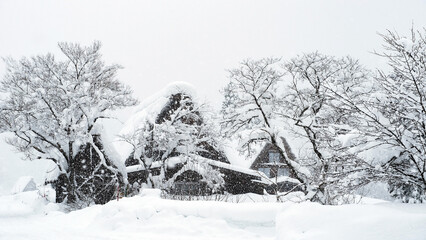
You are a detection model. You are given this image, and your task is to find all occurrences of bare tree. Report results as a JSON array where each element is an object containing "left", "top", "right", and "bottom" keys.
[
  {"left": 221, "top": 58, "right": 309, "bottom": 193},
  {"left": 282, "top": 52, "right": 374, "bottom": 204},
  {"left": 221, "top": 55, "right": 377, "bottom": 204},
  {"left": 367, "top": 28, "right": 426, "bottom": 202},
  {"left": 0, "top": 42, "right": 137, "bottom": 206}
]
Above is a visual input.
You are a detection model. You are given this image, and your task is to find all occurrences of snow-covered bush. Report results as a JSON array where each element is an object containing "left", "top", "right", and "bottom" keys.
[{"left": 0, "top": 42, "right": 137, "bottom": 206}]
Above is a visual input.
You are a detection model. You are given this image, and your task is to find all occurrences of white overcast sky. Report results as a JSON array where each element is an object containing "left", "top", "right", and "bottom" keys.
[{"left": 0, "top": 0, "right": 425, "bottom": 193}]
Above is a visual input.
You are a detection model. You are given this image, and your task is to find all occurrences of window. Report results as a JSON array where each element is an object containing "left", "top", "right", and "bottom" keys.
[
  {"left": 258, "top": 167, "right": 270, "bottom": 177},
  {"left": 268, "top": 152, "right": 280, "bottom": 163},
  {"left": 277, "top": 168, "right": 290, "bottom": 176}
]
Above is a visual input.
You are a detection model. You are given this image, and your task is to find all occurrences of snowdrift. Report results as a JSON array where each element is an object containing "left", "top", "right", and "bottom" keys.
[
  {"left": 277, "top": 201, "right": 426, "bottom": 240},
  {"left": 0, "top": 190, "right": 425, "bottom": 240}
]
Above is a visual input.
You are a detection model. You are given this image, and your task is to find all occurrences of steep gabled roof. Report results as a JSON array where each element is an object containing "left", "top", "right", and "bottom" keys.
[
  {"left": 249, "top": 137, "right": 296, "bottom": 169},
  {"left": 120, "top": 82, "right": 198, "bottom": 137},
  {"left": 118, "top": 82, "right": 228, "bottom": 165},
  {"left": 222, "top": 139, "right": 265, "bottom": 169},
  {"left": 116, "top": 82, "right": 199, "bottom": 162}
]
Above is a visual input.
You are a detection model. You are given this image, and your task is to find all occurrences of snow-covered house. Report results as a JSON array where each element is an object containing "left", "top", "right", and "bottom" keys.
[
  {"left": 120, "top": 82, "right": 229, "bottom": 195},
  {"left": 250, "top": 137, "right": 295, "bottom": 178},
  {"left": 247, "top": 138, "right": 302, "bottom": 194}
]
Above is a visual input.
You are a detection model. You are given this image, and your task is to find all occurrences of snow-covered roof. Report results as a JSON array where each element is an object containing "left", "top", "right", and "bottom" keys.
[
  {"left": 11, "top": 176, "right": 37, "bottom": 194},
  {"left": 120, "top": 82, "right": 197, "bottom": 136},
  {"left": 222, "top": 135, "right": 300, "bottom": 169},
  {"left": 126, "top": 154, "right": 273, "bottom": 184},
  {"left": 115, "top": 82, "right": 199, "bottom": 162},
  {"left": 273, "top": 175, "right": 301, "bottom": 184},
  {"left": 42, "top": 123, "right": 128, "bottom": 182},
  {"left": 96, "top": 123, "right": 128, "bottom": 179},
  {"left": 126, "top": 161, "right": 163, "bottom": 173},
  {"left": 44, "top": 162, "right": 60, "bottom": 182},
  {"left": 221, "top": 130, "right": 313, "bottom": 181},
  {"left": 222, "top": 139, "right": 265, "bottom": 169},
  {"left": 125, "top": 155, "right": 303, "bottom": 185},
  {"left": 201, "top": 157, "right": 269, "bottom": 180}
]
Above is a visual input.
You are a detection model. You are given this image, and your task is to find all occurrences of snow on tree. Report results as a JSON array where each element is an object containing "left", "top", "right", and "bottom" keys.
[
  {"left": 221, "top": 58, "right": 309, "bottom": 195},
  {"left": 119, "top": 82, "right": 225, "bottom": 193},
  {"left": 304, "top": 28, "right": 426, "bottom": 203},
  {"left": 281, "top": 28, "right": 426, "bottom": 203},
  {"left": 0, "top": 42, "right": 137, "bottom": 206},
  {"left": 358, "top": 28, "right": 426, "bottom": 203},
  {"left": 282, "top": 52, "right": 374, "bottom": 204},
  {"left": 221, "top": 56, "right": 380, "bottom": 204}
]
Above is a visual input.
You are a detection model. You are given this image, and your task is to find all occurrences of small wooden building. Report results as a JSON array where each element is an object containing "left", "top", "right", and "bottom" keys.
[
  {"left": 249, "top": 138, "right": 302, "bottom": 193},
  {"left": 250, "top": 137, "right": 296, "bottom": 178},
  {"left": 124, "top": 86, "right": 230, "bottom": 195}
]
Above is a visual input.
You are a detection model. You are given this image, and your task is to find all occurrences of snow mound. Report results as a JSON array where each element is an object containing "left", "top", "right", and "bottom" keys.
[
  {"left": 1, "top": 191, "right": 426, "bottom": 240},
  {"left": 0, "top": 190, "right": 59, "bottom": 218},
  {"left": 140, "top": 188, "right": 162, "bottom": 198},
  {"left": 276, "top": 202, "right": 426, "bottom": 240}
]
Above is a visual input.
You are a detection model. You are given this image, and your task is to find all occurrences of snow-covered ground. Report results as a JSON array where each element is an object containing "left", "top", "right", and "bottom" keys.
[{"left": 0, "top": 189, "right": 425, "bottom": 240}]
